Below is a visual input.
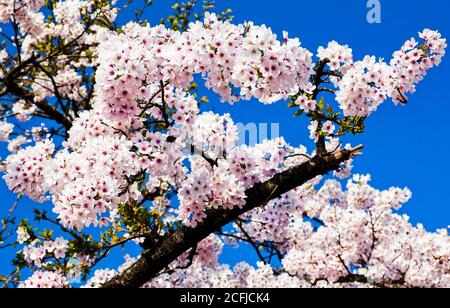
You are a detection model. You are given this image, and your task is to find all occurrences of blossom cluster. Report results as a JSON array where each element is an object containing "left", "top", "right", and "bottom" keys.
[
  {"left": 3, "top": 139, "right": 54, "bottom": 202},
  {"left": 94, "top": 13, "right": 313, "bottom": 122},
  {"left": 330, "top": 29, "right": 446, "bottom": 116},
  {"left": 0, "top": 121, "right": 14, "bottom": 142},
  {"left": 0, "top": 0, "right": 45, "bottom": 31},
  {"left": 146, "top": 177, "right": 449, "bottom": 288},
  {"left": 178, "top": 114, "right": 306, "bottom": 226},
  {"left": 12, "top": 100, "right": 37, "bottom": 122},
  {"left": 389, "top": 29, "right": 447, "bottom": 104},
  {"left": 295, "top": 96, "right": 317, "bottom": 112},
  {"left": 177, "top": 159, "right": 247, "bottom": 226},
  {"left": 317, "top": 40, "right": 353, "bottom": 70},
  {"left": 177, "top": 113, "right": 244, "bottom": 225},
  {"left": 16, "top": 226, "right": 30, "bottom": 244},
  {"left": 22, "top": 237, "right": 69, "bottom": 267},
  {"left": 17, "top": 172, "right": 449, "bottom": 288},
  {"left": 31, "top": 66, "right": 87, "bottom": 103},
  {"left": 19, "top": 271, "right": 68, "bottom": 288},
  {"left": 7, "top": 135, "right": 30, "bottom": 153},
  {"left": 0, "top": 0, "right": 117, "bottom": 115},
  {"left": 307, "top": 120, "right": 336, "bottom": 142},
  {"left": 0, "top": 0, "right": 116, "bottom": 40},
  {"left": 44, "top": 133, "right": 141, "bottom": 231},
  {"left": 82, "top": 269, "right": 118, "bottom": 288}
]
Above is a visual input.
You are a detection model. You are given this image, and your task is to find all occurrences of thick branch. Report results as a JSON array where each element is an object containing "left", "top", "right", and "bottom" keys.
[
  {"left": 2, "top": 56, "right": 72, "bottom": 129},
  {"left": 3, "top": 81, "right": 72, "bottom": 130},
  {"left": 102, "top": 145, "right": 363, "bottom": 288}
]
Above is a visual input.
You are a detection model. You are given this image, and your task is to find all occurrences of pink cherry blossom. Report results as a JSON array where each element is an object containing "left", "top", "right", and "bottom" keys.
[
  {"left": 19, "top": 271, "right": 68, "bottom": 288},
  {"left": 0, "top": 3, "right": 447, "bottom": 289}
]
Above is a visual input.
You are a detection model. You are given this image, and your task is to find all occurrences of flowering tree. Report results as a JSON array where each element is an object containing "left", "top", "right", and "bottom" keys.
[{"left": 0, "top": 0, "right": 448, "bottom": 288}]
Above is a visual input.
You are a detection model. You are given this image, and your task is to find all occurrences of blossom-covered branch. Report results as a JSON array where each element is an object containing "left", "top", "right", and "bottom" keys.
[
  {"left": 0, "top": 0, "right": 447, "bottom": 289},
  {"left": 102, "top": 145, "right": 363, "bottom": 288}
]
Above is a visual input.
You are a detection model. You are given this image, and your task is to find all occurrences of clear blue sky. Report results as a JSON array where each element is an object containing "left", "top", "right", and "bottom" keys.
[{"left": 1, "top": 0, "right": 449, "bottom": 277}]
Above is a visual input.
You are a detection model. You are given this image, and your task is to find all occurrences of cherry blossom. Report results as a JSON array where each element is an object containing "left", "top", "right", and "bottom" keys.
[
  {"left": 334, "top": 29, "right": 446, "bottom": 116},
  {"left": 22, "top": 237, "right": 69, "bottom": 267},
  {"left": 317, "top": 40, "right": 353, "bottom": 70},
  {"left": 44, "top": 134, "right": 141, "bottom": 231},
  {"left": 142, "top": 177, "right": 449, "bottom": 288},
  {"left": 295, "top": 96, "right": 317, "bottom": 112},
  {"left": 94, "top": 13, "right": 313, "bottom": 122},
  {"left": 322, "top": 121, "right": 335, "bottom": 135},
  {"left": 19, "top": 271, "right": 68, "bottom": 288},
  {"left": 3, "top": 139, "right": 54, "bottom": 202},
  {"left": 12, "top": 100, "right": 37, "bottom": 122},
  {"left": 0, "top": 121, "right": 14, "bottom": 142},
  {"left": 16, "top": 226, "right": 30, "bottom": 244},
  {"left": 0, "top": 2, "right": 447, "bottom": 289}
]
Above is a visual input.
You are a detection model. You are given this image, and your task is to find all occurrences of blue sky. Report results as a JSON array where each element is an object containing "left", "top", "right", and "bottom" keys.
[{"left": 1, "top": 0, "right": 449, "bottom": 277}]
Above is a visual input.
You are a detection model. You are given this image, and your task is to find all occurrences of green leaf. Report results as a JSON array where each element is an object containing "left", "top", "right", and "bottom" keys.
[
  {"left": 326, "top": 105, "right": 334, "bottom": 114},
  {"left": 293, "top": 109, "right": 304, "bottom": 117},
  {"left": 287, "top": 100, "right": 297, "bottom": 108},
  {"left": 316, "top": 97, "right": 325, "bottom": 110}
]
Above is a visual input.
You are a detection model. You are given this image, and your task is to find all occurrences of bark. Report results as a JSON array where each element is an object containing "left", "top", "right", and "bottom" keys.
[{"left": 102, "top": 145, "right": 363, "bottom": 288}]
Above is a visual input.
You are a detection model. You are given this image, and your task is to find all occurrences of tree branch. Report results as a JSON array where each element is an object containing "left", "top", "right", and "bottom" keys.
[
  {"left": 311, "top": 59, "right": 331, "bottom": 156},
  {"left": 1, "top": 56, "right": 73, "bottom": 129},
  {"left": 102, "top": 145, "right": 364, "bottom": 288}
]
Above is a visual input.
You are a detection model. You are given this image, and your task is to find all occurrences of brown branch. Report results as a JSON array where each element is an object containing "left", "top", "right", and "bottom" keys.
[
  {"left": 312, "top": 59, "right": 330, "bottom": 155},
  {"left": 323, "top": 70, "right": 343, "bottom": 78},
  {"left": 34, "top": 62, "right": 67, "bottom": 116},
  {"left": 0, "top": 11, "right": 105, "bottom": 130},
  {"left": 235, "top": 222, "right": 267, "bottom": 264},
  {"left": 102, "top": 145, "right": 364, "bottom": 288},
  {"left": 159, "top": 80, "right": 170, "bottom": 128},
  {"left": 318, "top": 87, "right": 335, "bottom": 94},
  {"left": 1, "top": 55, "right": 72, "bottom": 129},
  {"left": 138, "top": 81, "right": 169, "bottom": 117},
  {"left": 3, "top": 82, "right": 72, "bottom": 130}
]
